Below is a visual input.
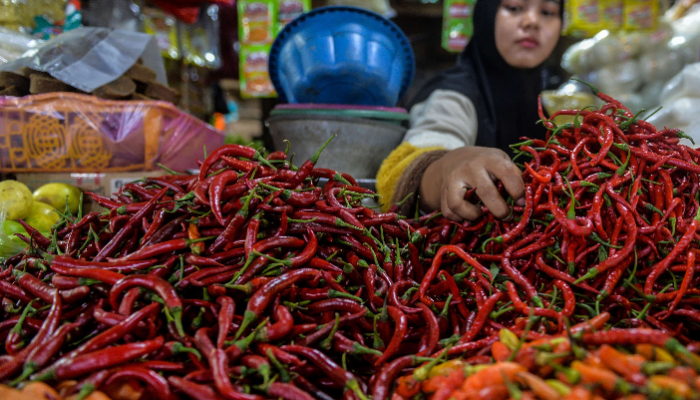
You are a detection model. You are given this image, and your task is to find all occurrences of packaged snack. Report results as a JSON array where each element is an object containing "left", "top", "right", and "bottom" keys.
[
  {"left": 623, "top": 0, "right": 659, "bottom": 31},
  {"left": 277, "top": 0, "right": 309, "bottom": 31},
  {"left": 143, "top": 7, "right": 180, "bottom": 60},
  {"left": 566, "top": 0, "right": 602, "bottom": 37},
  {"left": 601, "top": 0, "right": 624, "bottom": 30},
  {"left": 238, "top": 0, "right": 276, "bottom": 45},
  {"left": 441, "top": 0, "right": 475, "bottom": 52},
  {"left": 239, "top": 45, "right": 276, "bottom": 98}
]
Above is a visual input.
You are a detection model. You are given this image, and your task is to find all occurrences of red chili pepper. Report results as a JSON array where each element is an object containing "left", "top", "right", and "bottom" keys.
[
  {"left": 0, "top": 280, "right": 33, "bottom": 303},
  {"left": 646, "top": 210, "right": 700, "bottom": 295},
  {"left": 105, "top": 365, "right": 179, "bottom": 400},
  {"left": 459, "top": 292, "right": 503, "bottom": 343},
  {"left": 416, "top": 245, "right": 490, "bottom": 304},
  {"left": 287, "top": 136, "right": 335, "bottom": 187},
  {"left": 168, "top": 376, "right": 223, "bottom": 400},
  {"left": 373, "top": 306, "right": 407, "bottom": 365},
  {"left": 109, "top": 275, "right": 184, "bottom": 337},
  {"left": 40, "top": 336, "right": 164, "bottom": 381},
  {"left": 253, "top": 344, "right": 303, "bottom": 368},
  {"left": 547, "top": 185, "right": 594, "bottom": 237},
  {"left": 216, "top": 295, "right": 235, "bottom": 348},
  {"left": 194, "top": 328, "right": 264, "bottom": 400},
  {"left": 256, "top": 305, "right": 293, "bottom": 342},
  {"left": 199, "top": 144, "right": 274, "bottom": 180},
  {"left": 235, "top": 268, "right": 319, "bottom": 339},
  {"left": 372, "top": 355, "right": 423, "bottom": 400},
  {"left": 664, "top": 250, "right": 695, "bottom": 319},
  {"left": 297, "top": 310, "right": 368, "bottom": 347},
  {"left": 15, "top": 271, "right": 89, "bottom": 304},
  {"left": 10, "top": 322, "right": 78, "bottom": 384},
  {"left": 506, "top": 281, "right": 562, "bottom": 331},
  {"left": 415, "top": 302, "right": 438, "bottom": 357},
  {"left": 15, "top": 218, "right": 51, "bottom": 248},
  {"left": 50, "top": 263, "right": 125, "bottom": 285},
  {"left": 209, "top": 171, "right": 240, "bottom": 226},
  {"left": 53, "top": 255, "right": 159, "bottom": 271},
  {"left": 208, "top": 191, "right": 258, "bottom": 255},
  {"left": 245, "top": 212, "right": 262, "bottom": 259},
  {"left": 267, "top": 382, "right": 316, "bottom": 400},
  {"left": 282, "top": 345, "right": 368, "bottom": 400},
  {"left": 93, "top": 188, "right": 167, "bottom": 261},
  {"left": 553, "top": 279, "right": 575, "bottom": 317},
  {"left": 221, "top": 156, "right": 283, "bottom": 177}
]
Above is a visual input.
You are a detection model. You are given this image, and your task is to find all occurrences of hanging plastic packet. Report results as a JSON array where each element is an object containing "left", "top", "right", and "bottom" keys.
[
  {"left": 277, "top": 0, "right": 310, "bottom": 32},
  {"left": 239, "top": 45, "right": 276, "bottom": 98},
  {"left": 183, "top": 4, "right": 222, "bottom": 69},
  {"left": 238, "top": 0, "right": 277, "bottom": 45},
  {"left": 623, "top": 0, "right": 659, "bottom": 31},
  {"left": 442, "top": 0, "right": 475, "bottom": 53},
  {"left": 601, "top": 0, "right": 623, "bottom": 30},
  {"left": 565, "top": 0, "right": 603, "bottom": 38},
  {"left": 143, "top": 7, "right": 181, "bottom": 60}
]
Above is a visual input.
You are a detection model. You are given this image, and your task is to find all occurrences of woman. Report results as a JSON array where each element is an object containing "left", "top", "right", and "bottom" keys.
[{"left": 377, "top": 0, "right": 563, "bottom": 221}]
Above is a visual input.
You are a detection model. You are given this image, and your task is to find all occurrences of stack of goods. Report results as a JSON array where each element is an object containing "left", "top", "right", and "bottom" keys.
[
  {"left": 564, "top": 0, "right": 662, "bottom": 38},
  {"left": 237, "top": 0, "right": 310, "bottom": 98},
  {"left": 1, "top": 89, "right": 700, "bottom": 399},
  {"left": 561, "top": 4, "right": 700, "bottom": 113},
  {"left": 0, "top": 63, "right": 180, "bottom": 104}
]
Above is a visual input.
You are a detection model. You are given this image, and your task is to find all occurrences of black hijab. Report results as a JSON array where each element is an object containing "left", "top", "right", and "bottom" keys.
[{"left": 407, "top": 0, "right": 563, "bottom": 156}]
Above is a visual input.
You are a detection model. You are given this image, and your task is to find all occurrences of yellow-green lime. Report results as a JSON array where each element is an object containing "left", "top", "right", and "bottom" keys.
[
  {"left": 2, "top": 220, "right": 29, "bottom": 247},
  {"left": 0, "top": 180, "right": 33, "bottom": 220},
  {"left": 25, "top": 201, "right": 60, "bottom": 233},
  {"left": 33, "top": 183, "right": 82, "bottom": 215}
]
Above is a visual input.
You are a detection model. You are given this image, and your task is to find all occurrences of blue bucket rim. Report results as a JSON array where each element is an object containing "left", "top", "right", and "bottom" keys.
[{"left": 268, "top": 6, "right": 415, "bottom": 105}]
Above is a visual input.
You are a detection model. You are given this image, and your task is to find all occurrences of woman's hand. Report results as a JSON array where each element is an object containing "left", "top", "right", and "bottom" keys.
[{"left": 419, "top": 146, "right": 524, "bottom": 221}]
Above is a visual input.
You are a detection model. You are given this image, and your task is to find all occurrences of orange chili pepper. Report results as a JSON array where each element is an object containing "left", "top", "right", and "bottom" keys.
[
  {"left": 461, "top": 362, "right": 527, "bottom": 392},
  {"left": 598, "top": 345, "right": 645, "bottom": 378},
  {"left": 188, "top": 223, "right": 205, "bottom": 255}
]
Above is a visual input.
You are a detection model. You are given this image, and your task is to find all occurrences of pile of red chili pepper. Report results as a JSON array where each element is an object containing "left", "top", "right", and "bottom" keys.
[
  {"left": 2, "top": 85, "right": 700, "bottom": 400},
  {"left": 395, "top": 322, "right": 700, "bottom": 400}
]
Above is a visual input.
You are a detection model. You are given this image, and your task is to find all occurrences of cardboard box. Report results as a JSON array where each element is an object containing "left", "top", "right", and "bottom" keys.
[{"left": 10, "top": 171, "right": 167, "bottom": 213}]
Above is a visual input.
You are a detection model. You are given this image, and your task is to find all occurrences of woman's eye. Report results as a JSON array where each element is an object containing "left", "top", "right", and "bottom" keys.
[
  {"left": 542, "top": 6, "right": 560, "bottom": 16},
  {"left": 501, "top": 0, "right": 526, "bottom": 12}
]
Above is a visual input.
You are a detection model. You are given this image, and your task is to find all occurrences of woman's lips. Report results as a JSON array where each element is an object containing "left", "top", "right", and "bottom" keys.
[{"left": 518, "top": 38, "right": 539, "bottom": 49}]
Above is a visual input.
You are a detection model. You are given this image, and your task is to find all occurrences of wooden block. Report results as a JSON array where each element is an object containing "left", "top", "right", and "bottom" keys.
[
  {"left": 92, "top": 76, "right": 137, "bottom": 100},
  {"left": 144, "top": 81, "right": 181, "bottom": 104}
]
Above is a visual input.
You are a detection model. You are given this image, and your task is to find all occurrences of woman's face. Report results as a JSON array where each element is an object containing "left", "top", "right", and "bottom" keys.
[{"left": 495, "top": 0, "right": 562, "bottom": 69}]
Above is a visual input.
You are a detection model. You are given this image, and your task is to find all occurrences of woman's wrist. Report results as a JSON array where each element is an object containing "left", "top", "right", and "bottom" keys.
[{"left": 418, "top": 156, "right": 444, "bottom": 213}]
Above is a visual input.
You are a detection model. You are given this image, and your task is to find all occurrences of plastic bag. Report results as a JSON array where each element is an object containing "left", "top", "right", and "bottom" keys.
[
  {"left": 657, "top": 62, "right": 700, "bottom": 105},
  {"left": 646, "top": 63, "right": 700, "bottom": 146},
  {"left": 647, "top": 97, "right": 700, "bottom": 146},
  {"left": 0, "top": 93, "right": 225, "bottom": 173},
  {"left": 0, "top": 27, "right": 166, "bottom": 93},
  {"left": 0, "top": 27, "right": 43, "bottom": 65}
]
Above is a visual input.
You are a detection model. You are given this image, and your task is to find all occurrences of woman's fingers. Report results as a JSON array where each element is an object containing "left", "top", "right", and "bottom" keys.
[
  {"left": 442, "top": 175, "right": 482, "bottom": 221},
  {"left": 472, "top": 166, "right": 511, "bottom": 219},
  {"left": 487, "top": 157, "right": 526, "bottom": 203}
]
